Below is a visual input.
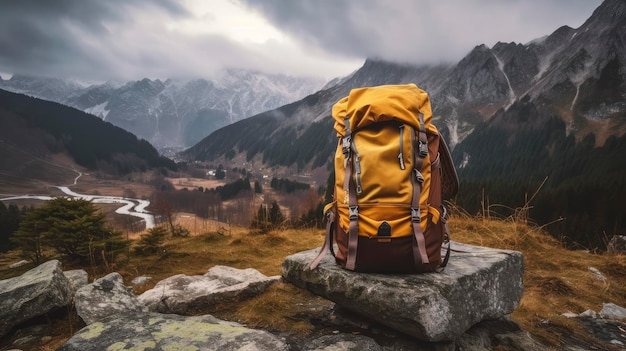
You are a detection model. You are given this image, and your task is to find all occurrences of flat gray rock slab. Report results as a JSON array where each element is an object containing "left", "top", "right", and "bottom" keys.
[
  {"left": 58, "top": 312, "right": 288, "bottom": 351},
  {"left": 138, "top": 265, "right": 280, "bottom": 314},
  {"left": 282, "top": 241, "right": 524, "bottom": 342}
]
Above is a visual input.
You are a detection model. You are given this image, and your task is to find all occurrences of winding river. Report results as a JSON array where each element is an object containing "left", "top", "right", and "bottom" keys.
[{"left": 0, "top": 174, "right": 155, "bottom": 229}]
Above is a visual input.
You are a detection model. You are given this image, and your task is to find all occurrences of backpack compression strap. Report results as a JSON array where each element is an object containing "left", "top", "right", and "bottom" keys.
[
  {"left": 411, "top": 114, "right": 430, "bottom": 266},
  {"left": 308, "top": 207, "right": 336, "bottom": 270},
  {"left": 437, "top": 205, "right": 451, "bottom": 272},
  {"left": 342, "top": 117, "right": 359, "bottom": 271},
  {"left": 309, "top": 116, "right": 358, "bottom": 271},
  {"left": 345, "top": 158, "right": 359, "bottom": 270}
]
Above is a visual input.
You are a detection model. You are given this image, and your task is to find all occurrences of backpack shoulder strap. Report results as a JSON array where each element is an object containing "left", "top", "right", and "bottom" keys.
[
  {"left": 345, "top": 146, "right": 359, "bottom": 271},
  {"left": 411, "top": 114, "right": 430, "bottom": 266}
]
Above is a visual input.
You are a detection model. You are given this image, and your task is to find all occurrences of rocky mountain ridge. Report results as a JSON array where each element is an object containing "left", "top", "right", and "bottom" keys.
[
  {"left": 184, "top": 0, "right": 625, "bottom": 168},
  {"left": 0, "top": 69, "right": 325, "bottom": 151}
]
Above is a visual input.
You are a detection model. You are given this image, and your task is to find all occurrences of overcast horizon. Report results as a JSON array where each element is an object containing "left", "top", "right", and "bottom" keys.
[{"left": 0, "top": 0, "right": 602, "bottom": 83}]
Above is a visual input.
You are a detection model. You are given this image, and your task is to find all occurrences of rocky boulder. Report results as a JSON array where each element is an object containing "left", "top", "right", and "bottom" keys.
[
  {"left": 600, "top": 302, "right": 626, "bottom": 320},
  {"left": 563, "top": 302, "right": 626, "bottom": 348},
  {"left": 0, "top": 260, "right": 74, "bottom": 338},
  {"left": 321, "top": 305, "right": 547, "bottom": 351},
  {"left": 304, "top": 333, "right": 384, "bottom": 350},
  {"left": 282, "top": 241, "right": 524, "bottom": 342},
  {"left": 138, "top": 265, "right": 280, "bottom": 314},
  {"left": 63, "top": 266, "right": 287, "bottom": 351},
  {"left": 74, "top": 272, "right": 147, "bottom": 325},
  {"left": 59, "top": 313, "right": 288, "bottom": 351},
  {"left": 8, "top": 260, "right": 29, "bottom": 269},
  {"left": 63, "top": 269, "right": 89, "bottom": 294}
]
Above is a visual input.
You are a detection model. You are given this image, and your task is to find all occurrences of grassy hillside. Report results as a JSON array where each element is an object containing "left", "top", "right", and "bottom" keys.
[
  {"left": 0, "top": 143, "right": 79, "bottom": 194},
  {"left": 0, "top": 212, "right": 624, "bottom": 350},
  {"left": 0, "top": 88, "right": 176, "bottom": 176}
]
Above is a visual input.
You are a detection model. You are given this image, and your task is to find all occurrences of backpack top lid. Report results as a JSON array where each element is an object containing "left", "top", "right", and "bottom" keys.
[{"left": 332, "top": 84, "right": 438, "bottom": 136}]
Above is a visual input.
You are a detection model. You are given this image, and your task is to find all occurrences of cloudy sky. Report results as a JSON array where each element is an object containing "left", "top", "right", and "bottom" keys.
[{"left": 0, "top": 0, "right": 602, "bottom": 82}]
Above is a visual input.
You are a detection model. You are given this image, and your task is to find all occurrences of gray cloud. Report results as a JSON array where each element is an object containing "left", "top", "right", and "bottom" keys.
[
  {"left": 0, "top": 0, "right": 603, "bottom": 82},
  {"left": 0, "top": 0, "right": 192, "bottom": 81},
  {"left": 241, "top": 0, "right": 602, "bottom": 64}
]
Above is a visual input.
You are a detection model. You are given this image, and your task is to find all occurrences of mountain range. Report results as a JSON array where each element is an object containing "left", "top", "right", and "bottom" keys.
[
  {"left": 183, "top": 0, "right": 626, "bottom": 247},
  {"left": 0, "top": 69, "right": 325, "bottom": 152},
  {"left": 185, "top": 0, "right": 625, "bottom": 163}
]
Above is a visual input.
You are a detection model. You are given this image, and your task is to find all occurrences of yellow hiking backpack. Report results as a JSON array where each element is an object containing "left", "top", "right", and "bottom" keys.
[{"left": 309, "top": 84, "right": 459, "bottom": 273}]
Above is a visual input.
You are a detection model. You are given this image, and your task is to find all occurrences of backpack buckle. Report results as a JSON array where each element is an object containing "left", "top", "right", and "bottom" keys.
[
  {"left": 418, "top": 141, "right": 428, "bottom": 158},
  {"left": 349, "top": 206, "right": 359, "bottom": 220},
  {"left": 342, "top": 136, "right": 352, "bottom": 157},
  {"left": 411, "top": 208, "right": 421, "bottom": 223},
  {"left": 414, "top": 170, "right": 425, "bottom": 183}
]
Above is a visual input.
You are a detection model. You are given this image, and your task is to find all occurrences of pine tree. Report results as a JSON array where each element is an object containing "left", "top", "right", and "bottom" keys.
[
  {"left": 11, "top": 209, "right": 46, "bottom": 264},
  {"left": 251, "top": 201, "right": 285, "bottom": 232},
  {"left": 12, "top": 198, "right": 129, "bottom": 264},
  {"left": 134, "top": 226, "right": 168, "bottom": 255},
  {"left": 251, "top": 204, "right": 271, "bottom": 232},
  {"left": 216, "top": 164, "right": 226, "bottom": 180},
  {"left": 269, "top": 201, "right": 284, "bottom": 226}
]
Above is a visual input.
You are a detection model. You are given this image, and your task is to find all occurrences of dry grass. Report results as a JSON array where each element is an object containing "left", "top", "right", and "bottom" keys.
[
  {"left": 116, "top": 225, "right": 334, "bottom": 338},
  {"left": 198, "top": 282, "right": 333, "bottom": 336},
  {"left": 1, "top": 209, "right": 625, "bottom": 349},
  {"left": 448, "top": 206, "right": 626, "bottom": 348},
  {"left": 126, "top": 226, "right": 323, "bottom": 280},
  {"left": 0, "top": 147, "right": 79, "bottom": 195},
  {"left": 166, "top": 177, "right": 225, "bottom": 191}
]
